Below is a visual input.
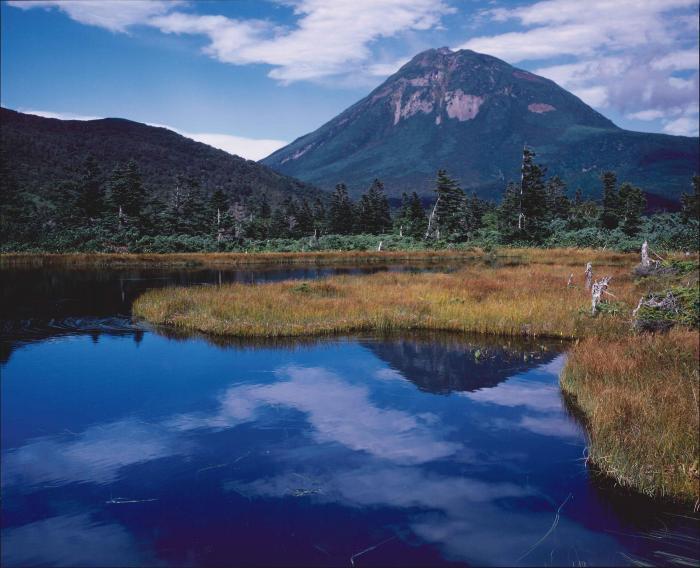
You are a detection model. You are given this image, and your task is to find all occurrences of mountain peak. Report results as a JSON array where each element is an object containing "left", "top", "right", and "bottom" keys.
[{"left": 262, "top": 48, "right": 698, "bottom": 201}]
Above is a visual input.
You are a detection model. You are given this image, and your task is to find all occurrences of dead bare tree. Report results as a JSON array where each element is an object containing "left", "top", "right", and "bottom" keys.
[
  {"left": 632, "top": 291, "right": 681, "bottom": 331},
  {"left": 425, "top": 196, "right": 440, "bottom": 239},
  {"left": 591, "top": 276, "right": 612, "bottom": 315},
  {"left": 567, "top": 273, "right": 574, "bottom": 287},
  {"left": 641, "top": 240, "right": 650, "bottom": 268},
  {"left": 584, "top": 262, "right": 593, "bottom": 290}
]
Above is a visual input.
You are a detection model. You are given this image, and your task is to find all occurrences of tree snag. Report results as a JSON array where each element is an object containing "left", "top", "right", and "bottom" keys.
[
  {"left": 584, "top": 262, "right": 593, "bottom": 291},
  {"left": 591, "top": 276, "right": 612, "bottom": 315}
]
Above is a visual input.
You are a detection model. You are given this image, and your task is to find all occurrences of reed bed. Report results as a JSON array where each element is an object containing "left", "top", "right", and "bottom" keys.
[
  {"left": 561, "top": 330, "right": 699, "bottom": 504},
  {"left": 133, "top": 257, "right": 642, "bottom": 339}
]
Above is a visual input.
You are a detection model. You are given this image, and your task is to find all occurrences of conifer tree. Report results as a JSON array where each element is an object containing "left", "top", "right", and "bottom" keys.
[
  {"left": 75, "top": 155, "right": 104, "bottom": 220},
  {"left": 210, "top": 188, "right": 229, "bottom": 227},
  {"left": 328, "top": 183, "right": 354, "bottom": 234},
  {"left": 546, "top": 176, "right": 570, "bottom": 220},
  {"left": 0, "top": 151, "right": 34, "bottom": 241},
  {"left": 180, "top": 178, "right": 208, "bottom": 234},
  {"left": 407, "top": 192, "right": 427, "bottom": 236},
  {"left": 395, "top": 192, "right": 426, "bottom": 237},
  {"left": 312, "top": 198, "right": 327, "bottom": 235},
  {"left": 465, "top": 192, "right": 486, "bottom": 235},
  {"left": 519, "top": 148, "right": 550, "bottom": 242},
  {"left": 357, "top": 179, "right": 391, "bottom": 234},
  {"left": 497, "top": 181, "right": 522, "bottom": 243},
  {"left": 109, "top": 160, "right": 145, "bottom": 222},
  {"left": 269, "top": 206, "right": 289, "bottom": 238},
  {"left": 430, "top": 170, "right": 466, "bottom": 240},
  {"left": 599, "top": 171, "right": 619, "bottom": 229},
  {"left": 618, "top": 182, "right": 646, "bottom": 236},
  {"left": 296, "top": 198, "right": 315, "bottom": 235}
]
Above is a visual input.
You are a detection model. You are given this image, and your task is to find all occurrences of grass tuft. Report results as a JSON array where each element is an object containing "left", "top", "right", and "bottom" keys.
[{"left": 561, "top": 330, "right": 699, "bottom": 504}]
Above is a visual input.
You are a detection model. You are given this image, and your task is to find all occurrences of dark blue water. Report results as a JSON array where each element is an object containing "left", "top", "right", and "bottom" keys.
[{"left": 1, "top": 265, "right": 698, "bottom": 567}]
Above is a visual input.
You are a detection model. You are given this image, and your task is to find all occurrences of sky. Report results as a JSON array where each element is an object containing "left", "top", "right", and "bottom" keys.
[{"left": 1, "top": 0, "right": 698, "bottom": 160}]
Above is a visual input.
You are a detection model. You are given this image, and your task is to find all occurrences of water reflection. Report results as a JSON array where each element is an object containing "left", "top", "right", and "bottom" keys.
[
  {"left": 0, "top": 262, "right": 456, "bottom": 362},
  {"left": 362, "top": 331, "right": 563, "bottom": 393},
  {"left": 2, "top": 260, "right": 699, "bottom": 566},
  {"left": 3, "top": 329, "right": 697, "bottom": 566},
  {"left": 1, "top": 513, "right": 147, "bottom": 567}
]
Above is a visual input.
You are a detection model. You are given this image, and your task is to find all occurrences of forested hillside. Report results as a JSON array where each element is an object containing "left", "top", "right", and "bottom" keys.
[{"left": 0, "top": 108, "right": 320, "bottom": 205}]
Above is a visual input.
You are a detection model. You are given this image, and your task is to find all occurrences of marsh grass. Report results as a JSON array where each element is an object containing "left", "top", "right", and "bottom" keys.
[
  {"left": 133, "top": 259, "right": 642, "bottom": 339},
  {"left": 561, "top": 330, "right": 699, "bottom": 504},
  {"left": 131, "top": 248, "right": 699, "bottom": 504}
]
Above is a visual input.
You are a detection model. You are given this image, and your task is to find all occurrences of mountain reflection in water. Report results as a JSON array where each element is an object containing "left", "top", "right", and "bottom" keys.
[{"left": 1, "top": 265, "right": 698, "bottom": 567}]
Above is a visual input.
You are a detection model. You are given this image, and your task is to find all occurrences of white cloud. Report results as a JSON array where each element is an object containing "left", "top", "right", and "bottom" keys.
[
  {"left": 7, "top": 0, "right": 182, "bottom": 33},
  {"left": 16, "top": 109, "right": 286, "bottom": 160},
  {"left": 1, "top": 514, "right": 145, "bottom": 567},
  {"left": 2, "top": 418, "right": 180, "bottom": 486},
  {"left": 663, "top": 116, "right": 699, "bottom": 136},
  {"left": 20, "top": 108, "right": 101, "bottom": 121},
  {"left": 11, "top": 0, "right": 452, "bottom": 83},
  {"left": 464, "top": 379, "right": 563, "bottom": 412},
  {"left": 365, "top": 57, "right": 411, "bottom": 77},
  {"left": 459, "top": 0, "right": 699, "bottom": 133},
  {"left": 627, "top": 109, "right": 667, "bottom": 121},
  {"left": 650, "top": 48, "right": 700, "bottom": 71},
  {"left": 153, "top": 0, "right": 453, "bottom": 82},
  {"left": 169, "top": 365, "right": 461, "bottom": 464},
  {"left": 147, "top": 123, "right": 287, "bottom": 160}
]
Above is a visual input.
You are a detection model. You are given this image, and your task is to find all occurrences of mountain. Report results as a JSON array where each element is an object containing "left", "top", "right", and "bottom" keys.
[
  {"left": 262, "top": 48, "right": 699, "bottom": 202},
  {"left": 0, "top": 107, "right": 321, "bottom": 205}
]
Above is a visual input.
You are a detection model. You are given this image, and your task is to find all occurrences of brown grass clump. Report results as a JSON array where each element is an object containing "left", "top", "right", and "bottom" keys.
[
  {"left": 132, "top": 258, "right": 640, "bottom": 339},
  {"left": 561, "top": 330, "right": 700, "bottom": 504}
]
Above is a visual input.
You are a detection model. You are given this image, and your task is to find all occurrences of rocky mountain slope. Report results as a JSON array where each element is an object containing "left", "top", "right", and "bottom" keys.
[{"left": 262, "top": 48, "right": 698, "bottom": 201}]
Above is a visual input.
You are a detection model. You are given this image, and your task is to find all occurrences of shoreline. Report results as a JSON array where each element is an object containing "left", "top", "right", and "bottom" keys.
[{"left": 130, "top": 250, "right": 699, "bottom": 504}]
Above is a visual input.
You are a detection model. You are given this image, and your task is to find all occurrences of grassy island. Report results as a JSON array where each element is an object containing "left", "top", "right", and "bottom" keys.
[{"left": 132, "top": 248, "right": 699, "bottom": 504}]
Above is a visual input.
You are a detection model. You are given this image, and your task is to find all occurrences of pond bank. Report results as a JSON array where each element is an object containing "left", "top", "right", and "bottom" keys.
[{"left": 132, "top": 249, "right": 699, "bottom": 504}]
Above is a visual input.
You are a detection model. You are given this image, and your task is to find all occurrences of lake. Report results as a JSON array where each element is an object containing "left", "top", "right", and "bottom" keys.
[{"left": 1, "top": 263, "right": 698, "bottom": 566}]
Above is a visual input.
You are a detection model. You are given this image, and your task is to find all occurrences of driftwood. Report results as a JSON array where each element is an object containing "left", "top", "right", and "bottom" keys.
[
  {"left": 584, "top": 262, "right": 593, "bottom": 290},
  {"left": 591, "top": 276, "right": 612, "bottom": 315}
]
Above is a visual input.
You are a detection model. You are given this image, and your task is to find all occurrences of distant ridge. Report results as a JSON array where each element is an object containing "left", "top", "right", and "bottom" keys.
[
  {"left": 262, "top": 48, "right": 699, "bottom": 202},
  {"left": 0, "top": 107, "right": 321, "bottom": 205}
]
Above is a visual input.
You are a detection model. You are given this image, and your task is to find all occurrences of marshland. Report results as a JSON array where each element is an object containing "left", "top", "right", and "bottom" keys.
[
  {"left": 3, "top": 1, "right": 700, "bottom": 563},
  {"left": 2, "top": 247, "right": 698, "bottom": 567}
]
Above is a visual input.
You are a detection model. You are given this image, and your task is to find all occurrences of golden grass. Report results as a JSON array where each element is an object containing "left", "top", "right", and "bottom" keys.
[
  {"left": 132, "top": 257, "right": 642, "bottom": 339},
  {"left": 131, "top": 248, "right": 699, "bottom": 504},
  {"left": 561, "top": 330, "right": 700, "bottom": 504}
]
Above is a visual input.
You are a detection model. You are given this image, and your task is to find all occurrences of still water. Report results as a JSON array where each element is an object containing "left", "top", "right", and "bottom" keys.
[{"left": 1, "top": 264, "right": 698, "bottom": 566}]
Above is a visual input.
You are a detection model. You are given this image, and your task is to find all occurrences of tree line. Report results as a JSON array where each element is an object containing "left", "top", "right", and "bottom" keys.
[{"left": 1, "top": 147, "right": 698, "bottom": 252}]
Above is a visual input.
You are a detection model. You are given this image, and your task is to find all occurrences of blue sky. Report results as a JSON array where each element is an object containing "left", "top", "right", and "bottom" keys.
[{"left": 2, "top": 0, "right": 698, "bottom": 159}]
